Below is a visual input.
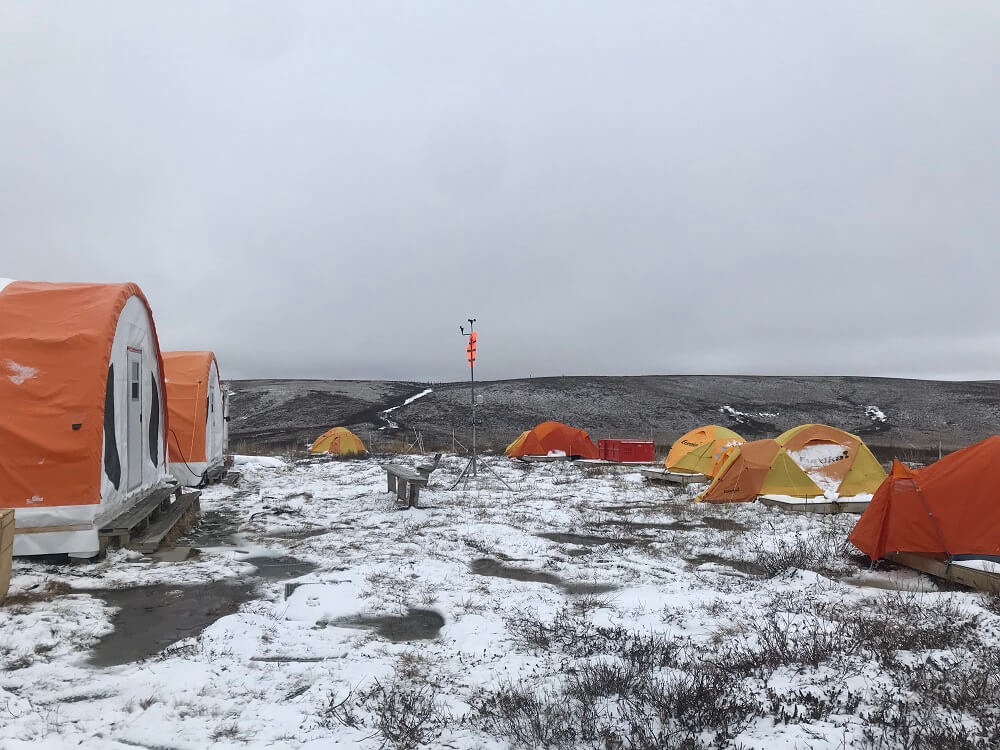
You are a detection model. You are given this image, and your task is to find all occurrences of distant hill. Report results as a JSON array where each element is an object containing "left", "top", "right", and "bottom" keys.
[{"left": 226, "top": 375, "right": 1000, "bottom": 461}]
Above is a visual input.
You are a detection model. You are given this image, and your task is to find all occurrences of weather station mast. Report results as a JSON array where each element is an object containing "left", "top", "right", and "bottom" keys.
[{"left": 450, "top": 318, "right": 513, "bottom": 491}]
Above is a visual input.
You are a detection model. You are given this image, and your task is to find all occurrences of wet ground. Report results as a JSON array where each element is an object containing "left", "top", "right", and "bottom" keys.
[
  {"left": 537, "top": 532, "right": 648, "bottom": 547},
  {"left": 470, "top": 558, "right": 618, "bottom": 595},
  {"left": 87, "top": 555, "right": 319, "bottom": 667},
  {"left": 335, "top": 609, "right": 445, "bottom": 642}
]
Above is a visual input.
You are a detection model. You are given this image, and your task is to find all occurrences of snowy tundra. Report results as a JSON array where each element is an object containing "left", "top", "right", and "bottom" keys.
[{"left": 1, "top": 455, "right": 998, "bottom": 749}]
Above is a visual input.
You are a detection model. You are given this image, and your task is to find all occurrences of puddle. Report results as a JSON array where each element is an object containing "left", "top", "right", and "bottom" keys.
[
  {"left": 592, "top": 520, "right": 700, "bottom": 532},
  {"left": 700, "top": 517, "right": 748, "bottom": 532},
  {"left": 241, "top": 555, "right": 318, "bottom": 580},
  {"left": 470, "top": 558, "right": 618, "bottom": 595},
  {"left": 470, "top": 558, "right": 562, "bottom": 585},
  {"left": 266, "top": 527, "right": 331, "bottom": 541},
  {"left": 175, "top": 508, "right": 244, "bottom": 547},
  {"left": 686, "top": 554, "right": 764, "bottom": 577},
  {"left": 87, "top": 580, "right": 254, "bottom": 667},
  {"left": 538, "top": 532, "right": 647, "bottom": 547},
  {"left": 562, "top": 582, "right": 619, "bottom": 595},
  {"left": 87, "top": 555, "right": 318, "bottom": 666},
  {"left": 335, "top": 608, "right": 444, "bottom": 642}
]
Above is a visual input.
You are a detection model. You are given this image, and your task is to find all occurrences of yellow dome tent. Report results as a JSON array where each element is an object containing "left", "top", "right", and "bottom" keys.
[
  {"left": 775, "top": 424, "right": 886, "bottom": 496},
  {"left": 310, "top": 427, "right": 366, "bottom": 456},
  {"left": 665, "top": 425, "right": 746, "bottom": 477},
  {"left": 696, "top": 439, "right": 822, "bottom": 503}
]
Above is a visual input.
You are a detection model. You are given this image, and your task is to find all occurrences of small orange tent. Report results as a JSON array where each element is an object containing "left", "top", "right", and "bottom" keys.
[
  {"left": 505, "top": 421, "right": 599, "bottom": 459},
  {"left": 849, "top": 436, "right": 1000, "bottom": 563},
  {"left": 697, "top": 439, "right": 822, "bottom": 503},
  {"left": 665, "top": 425, "right": 745, "bottom": 477},
  {"left": 163, "top": 351, "right": 227, "bottom": 486},
  {"left": 776, "top": 424, "right": 886, "bottom": 496},
  {"left": 311, "top": 427, "right": 366, "bottom": 456}
]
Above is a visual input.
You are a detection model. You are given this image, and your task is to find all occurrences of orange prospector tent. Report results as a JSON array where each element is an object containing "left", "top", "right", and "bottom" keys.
[
  {"left": 505, "top": 421, "right": 599, "bottom": 459},
  {"left": 665, "top": 425, "right": 745, "bottom": 476},
  {"left": 311, "top": 427, "right": 366, "bottom": 456},
  {"left": 0, "top": 280, "right": 169, "bottom": 556},
  {"left": 697, "top": 439, "right": 822, "bottom": 503},
  {"left": 163, "top": 351, "right": 227, "bottom": 486},
  {"left": 775, "top": 424, "right": 886, "bottom": 496},
  {"left": 849, "top": 436, "right": 1000, "bottom": 563}
]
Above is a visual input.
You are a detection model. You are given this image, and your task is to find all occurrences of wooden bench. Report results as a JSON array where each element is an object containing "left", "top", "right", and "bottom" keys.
[
  {"left": 382, "top": 465, "right": 429, "bottom": 508},
  {"left": 415, "top": 453, "right": 442, "bottom": 481}
]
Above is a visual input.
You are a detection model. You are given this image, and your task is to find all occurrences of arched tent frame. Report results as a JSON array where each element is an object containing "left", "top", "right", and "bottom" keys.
[
  {"left": 0, "top": 281, "right": 170, "bottom": 556},
  {"left": 163, "top": 351, "right": 228, "bottom": 487}
]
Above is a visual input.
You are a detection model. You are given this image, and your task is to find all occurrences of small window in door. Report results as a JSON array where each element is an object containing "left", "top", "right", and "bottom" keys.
[{"left": 130, "top": 361, "right": 140, "bottom": 401}]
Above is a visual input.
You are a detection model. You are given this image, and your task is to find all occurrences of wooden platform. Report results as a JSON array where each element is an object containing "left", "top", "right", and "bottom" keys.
[
  {"left": 757, "top": 495, "right": 870, "bottom": 514},
  {"left": 99, "top": 484, "right": 201, "bottom": 553},
  {"left": 0, "top": 510, "right": 12, "bottom": 604},
  {"left": 887, "top": 552, "right": 1000, "bottom": 593},
  {"left": 130, "top": 491, "right": 201, "bottom": 553},
  {"left": 640, "top": 469, "right": 708, "bottom": 485}
]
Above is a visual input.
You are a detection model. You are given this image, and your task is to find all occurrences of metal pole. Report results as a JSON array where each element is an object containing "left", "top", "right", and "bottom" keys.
[{"left": 471, "top": 361, "right": 477, "bottom": 476}]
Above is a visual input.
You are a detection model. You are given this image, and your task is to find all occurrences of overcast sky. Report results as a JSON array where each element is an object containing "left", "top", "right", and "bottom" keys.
[{"left": 1, "top": 2, "right": 998, "bottom": 381}]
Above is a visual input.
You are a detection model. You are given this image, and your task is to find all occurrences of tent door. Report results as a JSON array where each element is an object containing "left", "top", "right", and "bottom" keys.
[
  {"left": 127, "top": 349, "right": 143, "bottom": 491},
  {"left": 206, "top": 386, "right": 215, "bottom": 461}
]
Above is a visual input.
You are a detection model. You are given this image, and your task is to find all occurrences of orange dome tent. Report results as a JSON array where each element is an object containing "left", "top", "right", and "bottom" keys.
[
  {"left": 775, "top": 424, "right": 886, "bottom": 496},
  {"left": 163, "top": 351, "right": 228, "bottom": 487},
  {"left": 665, "top": 425, "right": 745, "bottom": 477},
  {"left": 311, "top": 427, "right": 366, "bottom": 456},
  {"left": 697, "top": 439, "right": 822, "bottom": 503},
  {"left": 0, "top": 280, "right": 169, "bottom": 557},
  {"left": 849, "top": 437, "right": 1000, "bottom": 563},
  {"left": 505, "top": 421, "right": 599, "bottom": 459}
]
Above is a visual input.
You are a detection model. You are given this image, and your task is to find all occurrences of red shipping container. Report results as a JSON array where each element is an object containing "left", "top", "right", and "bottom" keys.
[
  {"left": 619, "top": 440, "right": 655, "bottom": 463},
  {"left": 597, "top": 439, "right": 653, "bottom": 463}
]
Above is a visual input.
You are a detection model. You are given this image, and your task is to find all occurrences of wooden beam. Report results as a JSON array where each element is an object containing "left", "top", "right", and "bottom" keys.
[
  {"left": 757, "top": 496, "right": 869, "bottom": 514},
  {"left": 14, "top": 523, "right": 93, "bottom": 535},
  {"left": 888, "top": 552, "right": 1000, "bottom": 593}
]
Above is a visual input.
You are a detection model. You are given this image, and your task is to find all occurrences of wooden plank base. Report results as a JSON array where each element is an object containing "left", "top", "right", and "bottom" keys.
[
  {"left": 131, "top": 492, "right": 202, "bottom": 554},
  {"left": 98, "top": 484, "right": 198, "bottom": 552},
  {"left": 887, "top": 552, "right": 1000, "bottom": 593},
  {"left": 640, "top": 469, "right": 708, "bottom": 485},
  {"left": 757, "top": 496, "right": 869, "bottom": 514}
]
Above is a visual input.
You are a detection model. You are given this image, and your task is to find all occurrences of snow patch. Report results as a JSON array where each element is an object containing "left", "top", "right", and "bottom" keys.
[
  {"left": 951, "top": 558, "right": 1000, "bottom": 575},
  {"left": 865, "top": 406, "right": 887, "bottom": 423},
  {"left": 4, "top": 359, "right": 38, "bottom": 385},
  {"left": 232, "top": 455, "right": 287, "bottom": 468},
  {"left": 788, "top": 444, "right": 849, "bottom": 469},
  {"left": 378, "top": 388, "right": 434, "bottom": 430},
  {"left": 720, "top": 405, "right": 778, "bottom": 423}
]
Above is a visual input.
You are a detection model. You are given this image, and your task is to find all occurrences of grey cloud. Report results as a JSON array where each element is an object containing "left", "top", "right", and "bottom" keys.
[{"left": 0, "top": 1, "right": 997, "bottom": 381}]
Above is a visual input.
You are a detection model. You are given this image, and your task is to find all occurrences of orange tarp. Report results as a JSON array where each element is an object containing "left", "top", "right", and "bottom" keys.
[
  {"left": 849, "top": 436, "right": 1000, "bottom": 562},
  {"left": 163, "top": 351, "right": 218, "bottom": 464},
  {"left": 0, "top": 281, "right": 164, "bottom": 508},
  {"left": 505, "top": 421, "right": 599, "bottom": 459}
]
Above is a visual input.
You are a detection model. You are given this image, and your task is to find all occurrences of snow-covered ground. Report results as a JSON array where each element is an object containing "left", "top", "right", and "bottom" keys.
[{"left": 2, "top": 455, "right": 999, "bottom": 749}]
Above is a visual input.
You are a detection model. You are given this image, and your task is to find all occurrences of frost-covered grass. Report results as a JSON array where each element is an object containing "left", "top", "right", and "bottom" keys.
[{"left": 1, "top": 455, "right": 999, "bottom": 749}]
